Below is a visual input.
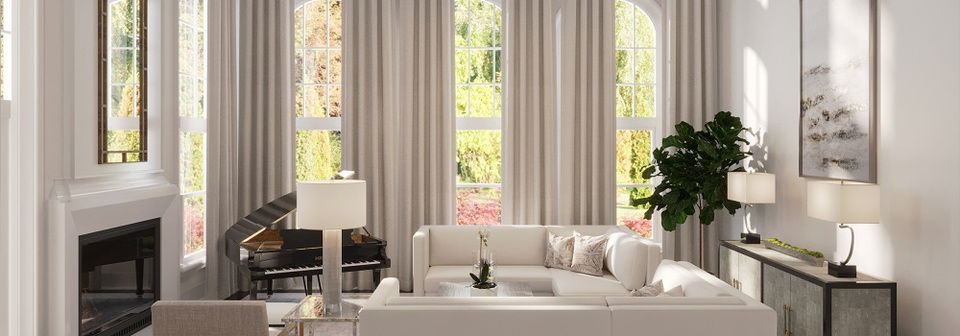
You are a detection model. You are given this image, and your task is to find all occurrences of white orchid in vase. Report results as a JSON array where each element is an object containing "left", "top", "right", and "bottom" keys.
[{"left": 470, "top": 229, "right": 496, "bottom": 289}]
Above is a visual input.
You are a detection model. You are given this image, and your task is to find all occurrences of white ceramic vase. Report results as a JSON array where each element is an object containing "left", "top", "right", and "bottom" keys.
[{"left": 470, "top": 286, "right": 497, "bottom": 297}]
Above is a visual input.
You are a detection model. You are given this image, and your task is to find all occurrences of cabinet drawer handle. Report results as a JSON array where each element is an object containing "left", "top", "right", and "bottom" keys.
[{"left": 783, "top": 305, "right": 790, "bottom": 335}]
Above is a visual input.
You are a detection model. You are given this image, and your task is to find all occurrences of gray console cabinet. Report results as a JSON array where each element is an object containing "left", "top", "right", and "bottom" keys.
[
  {"left": 719, "top": 246, "right": 762, "bottom": 300},
  {"left": 720, "top": 241, "right": 896, "bottom": 336}
]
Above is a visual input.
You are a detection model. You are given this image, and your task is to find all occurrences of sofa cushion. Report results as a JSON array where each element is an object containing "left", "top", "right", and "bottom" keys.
[
  {"left": 651, "top": 260, "right": 728, "bottom": 297},
  {"left": 387, "top": 296, "right": 607, "bottom": 306},
  {"left": 424, "top": 266, "right": 554, "bottom": 294},
  {"left": 429, "top": 226, "right": 547, "bottom": 266},
  {"left": 550, "top": 269, "right": 630, "bottom": 296},
  {"left": 543, "top": 225, "right": 616, "bottom": 237}
]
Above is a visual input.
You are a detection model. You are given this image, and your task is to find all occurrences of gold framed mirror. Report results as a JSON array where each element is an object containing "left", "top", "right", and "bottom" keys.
[{"left": 98, "top": 0, "right": 148, "bottom": 164}]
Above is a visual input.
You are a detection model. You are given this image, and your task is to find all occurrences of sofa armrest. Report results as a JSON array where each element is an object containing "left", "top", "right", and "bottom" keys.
[
  {"left": 367, "top": 278, "right": 401, "bottom": 307},
  {"left": 412, "top": 226, "right": 430, "bottom": 295}
]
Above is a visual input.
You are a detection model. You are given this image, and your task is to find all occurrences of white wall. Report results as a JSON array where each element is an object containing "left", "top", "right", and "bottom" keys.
[
  {"left": 718, "top": 0, "right": 960, "bottom": 334},
  {"left": 21, "top": 0, "right": 191, "bottom": 333}
]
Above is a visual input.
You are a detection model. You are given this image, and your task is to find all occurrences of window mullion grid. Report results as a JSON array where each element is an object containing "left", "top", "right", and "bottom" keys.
[
  {"left": 300, "top": 3, "right": 308, "bottom": 118},
  {"left": 325, "top": 0, "right": 332, "bottom": 117},
  {"left": 629, "top": 4, "right": 637, "bottom": 118},
  {"left": 465, "top": 18, "right": 473, "bottom": 118}
]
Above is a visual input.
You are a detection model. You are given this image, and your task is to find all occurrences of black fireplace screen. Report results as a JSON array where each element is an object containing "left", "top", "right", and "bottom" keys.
[{"left": 79, "top": 218, "right": 160, "bottom": 336}]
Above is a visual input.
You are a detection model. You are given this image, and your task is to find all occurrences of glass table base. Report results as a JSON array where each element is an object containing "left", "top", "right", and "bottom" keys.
[{"left": 281, "top": 296, "right": 360, "bottom": 336}]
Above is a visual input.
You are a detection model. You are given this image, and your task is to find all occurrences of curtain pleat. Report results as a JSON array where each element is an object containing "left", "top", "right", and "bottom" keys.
[
  {"left": 207, "top": 0, "right": 239, "bottom": 299},
  {"left": 341, "top": 0, "right": 398, "bottom": 291},
  {"left": 503, "top": 0, "right": 558, "bottom": 225},
  {"left": 558, "top": 0, "right": 616, "bottom": 226},
  {"left": 662, "top": 0, "right": 720, "bottom": 271}
]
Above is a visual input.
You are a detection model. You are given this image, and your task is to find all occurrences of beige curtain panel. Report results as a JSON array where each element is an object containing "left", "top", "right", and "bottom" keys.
[
  {"left": 557, "top": 0, "right": 617, "bottom": 226},
  {"left": 206, "top": 0, "right": 240, "bottom": 299},
  {"left": 341, "top": 0, "right": 400, "bottom": 291},
  {"left": 502, "top": 0, "right": 559, "bottom": 225},
  {"left": 661, "top": 0, "right": 720, "bottom": 271},
  {"left": 236, "top": 0, "right": 297, "bottom": 217}
]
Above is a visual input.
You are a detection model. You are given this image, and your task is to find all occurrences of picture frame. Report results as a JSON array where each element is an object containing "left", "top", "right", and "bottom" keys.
[{"left": 799, "top": 0, "right": 878, "bottom": 183}]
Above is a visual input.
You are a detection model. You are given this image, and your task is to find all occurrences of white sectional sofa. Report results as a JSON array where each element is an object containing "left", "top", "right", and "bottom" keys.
[
  {"left": 412, "top": 225, "right": 662, "bottom": 296},
  {"left": 361, "top": 260, "right": 776, "bottom": 336}
]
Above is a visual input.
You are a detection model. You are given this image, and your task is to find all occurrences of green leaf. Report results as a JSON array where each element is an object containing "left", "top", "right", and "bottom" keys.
[
  {"left": 675, "top": 122, "right": 695, "bottom": 137},
  {"left": 641, "top": 165, "right": 657, "bottom": 179}
]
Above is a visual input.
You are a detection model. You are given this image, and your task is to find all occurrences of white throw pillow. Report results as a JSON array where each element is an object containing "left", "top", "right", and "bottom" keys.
[
  {"left": 544, "top": 232, "right": 575, "bottom": 270},
  {"left": 660, "top": 285, "right": 683, "bottom": 297},
  {"left": 570, "top": 233, "right": 608, "bottom": 276}
]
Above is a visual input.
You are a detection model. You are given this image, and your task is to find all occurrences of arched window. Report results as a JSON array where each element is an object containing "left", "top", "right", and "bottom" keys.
[
  {"left": 294, "top": 0, "right": 343, "bottom": 182},
  {"left": 614, "top": 0, "right": 660, "bottom": 239},
  {"left": 179, "top": 0, "right": 207, "bottom": 258},
  {"left": 454, "top": 0, "right": 502, "bottom": 225}
]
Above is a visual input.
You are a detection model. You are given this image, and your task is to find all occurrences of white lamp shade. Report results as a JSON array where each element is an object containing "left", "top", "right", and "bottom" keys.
[
  {"left": 727, "top": 172, "right": 776, "bottom": 204},
  {"left": 296, "top": 180, "right": 367, "bottom": 230},
  {"left": 806, "top": 181, "right": 879, "bottom": 224}
]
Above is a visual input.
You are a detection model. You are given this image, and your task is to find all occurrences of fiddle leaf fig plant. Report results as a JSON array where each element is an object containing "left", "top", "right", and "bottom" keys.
[{"left": 634, "top": 111, "right": 751, "bottom": 232}]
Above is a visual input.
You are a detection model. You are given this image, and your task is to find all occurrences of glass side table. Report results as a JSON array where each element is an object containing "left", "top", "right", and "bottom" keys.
[{"left": 281, "top": 296, "right": 360, "bottom": 336}]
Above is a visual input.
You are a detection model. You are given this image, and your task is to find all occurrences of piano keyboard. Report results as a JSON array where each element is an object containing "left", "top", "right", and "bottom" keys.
[{"left": 263, "top": 260, "right": 382, "bottom": 275}]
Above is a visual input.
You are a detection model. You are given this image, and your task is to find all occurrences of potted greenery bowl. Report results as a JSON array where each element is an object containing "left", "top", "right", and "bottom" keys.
[{"left": 762, "top": 238, "right": 825, "bottom": 266}]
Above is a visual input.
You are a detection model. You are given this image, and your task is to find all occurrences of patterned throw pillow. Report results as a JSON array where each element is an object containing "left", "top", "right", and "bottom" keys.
[
  {"left": 630, "top": 280, "right": 684, "bottom": 297},
  {"left": 570, "top": 233, "right": 608, "bottom": 276},
  {"left": 544, "top": 232, "right": 575, "bottom": 270},
  {"left": 631, "top": 280, "right": 664, "bottom": 297}
]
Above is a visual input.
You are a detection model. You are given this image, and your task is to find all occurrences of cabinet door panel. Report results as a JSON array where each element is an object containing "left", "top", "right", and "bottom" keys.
[
  {"left": 831, "top": 288, "right": 892, "bottom": 336},
  {"left": 789, "top": 274, "right": 824, "bottom": 336},
  {"left": 762, "top": 265, "right": 790, "bottom": 335},
  {"left": 737, "top": 252, "right": 762, "bottom": 300},
  {"left": 719, "top": 246, "right": 734, "bottom": 284}
]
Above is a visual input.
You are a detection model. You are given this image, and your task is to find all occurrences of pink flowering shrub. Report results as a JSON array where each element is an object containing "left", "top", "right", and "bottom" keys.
[
  {"left": 183, "top": 198, "right": 205, "bottom": 254},
  {"left": 622, "top": 217, "right": 653, "bottom": 238},
  {"left": 456, "top": 189, "right": 502, "bottom": 226}
]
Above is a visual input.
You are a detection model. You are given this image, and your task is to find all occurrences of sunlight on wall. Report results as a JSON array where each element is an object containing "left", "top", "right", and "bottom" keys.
[
  {"left": 754, "top": 0, "right": 769, "bottom": 10},
  {"left": 742, "top": 46, "right": 769, "bottom": 166}
]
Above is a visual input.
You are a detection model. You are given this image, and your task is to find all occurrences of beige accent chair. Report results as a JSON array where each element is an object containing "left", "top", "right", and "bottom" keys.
[{"left": 151, "top": 301, "right": 286, "bottom": 336}]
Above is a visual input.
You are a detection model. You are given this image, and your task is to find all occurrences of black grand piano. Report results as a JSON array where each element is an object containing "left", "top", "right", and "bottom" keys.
[{"left": 225, "top": 191, "right": 391, "bottom": 300}]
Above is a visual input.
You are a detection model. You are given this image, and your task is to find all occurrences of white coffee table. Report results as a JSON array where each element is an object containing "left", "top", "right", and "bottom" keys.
[{"left": 436, "top": 281, "right": 534, "bottom": 297}]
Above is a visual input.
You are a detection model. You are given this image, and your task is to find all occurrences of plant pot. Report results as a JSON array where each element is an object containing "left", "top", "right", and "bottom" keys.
[{"left": 470, "top": 286, "right": 497, "bottom": 297}]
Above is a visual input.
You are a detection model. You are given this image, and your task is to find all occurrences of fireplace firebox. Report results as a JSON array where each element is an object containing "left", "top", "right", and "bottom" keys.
[{"left": 78, "top": 218, "right": 160, "bottom": 336}]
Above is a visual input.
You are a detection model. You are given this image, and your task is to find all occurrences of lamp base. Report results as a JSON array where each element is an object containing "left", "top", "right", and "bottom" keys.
[
  {"left": 322, "top": 229, "right": 343, "bottom": 315},
  {"left": 740, "top": 232, "right": 761, "bottom": 244},
  {"left": 828, "top": 262, "right": 857, "bottom": 278}
]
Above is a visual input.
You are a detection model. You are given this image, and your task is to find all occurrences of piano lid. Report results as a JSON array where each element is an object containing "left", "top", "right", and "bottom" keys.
[
  {"left": 244, "top": 191, "right": 297, "bottom": 227},
  {"left": 225, "top": 191, "right": 297, "bottom": 263}
]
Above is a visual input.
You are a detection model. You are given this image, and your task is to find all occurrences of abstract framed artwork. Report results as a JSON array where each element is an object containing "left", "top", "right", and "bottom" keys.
[{"left": 800, "top": 0, "right": 877, "bottom": 182}]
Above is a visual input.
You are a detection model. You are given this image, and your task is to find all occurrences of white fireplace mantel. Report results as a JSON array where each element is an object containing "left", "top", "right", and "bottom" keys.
[{"left": 46, "top": 172, "right": 179, "bottom": 336}]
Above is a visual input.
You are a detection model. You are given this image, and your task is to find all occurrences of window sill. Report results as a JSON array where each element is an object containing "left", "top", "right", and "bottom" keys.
[{"left": 180, "top": 250, "right": 207, "bottom": 272}]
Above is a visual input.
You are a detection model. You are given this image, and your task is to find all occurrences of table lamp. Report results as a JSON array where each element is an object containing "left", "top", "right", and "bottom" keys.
[
  {"left": 727, "top": 172, "right": 776, "bottom": 243},
  {"left": 806, "top": 180, "right": 878, "bottom": 278},
  {"left": 297, "top": 180, "right": 366, "bottom": 315}
]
